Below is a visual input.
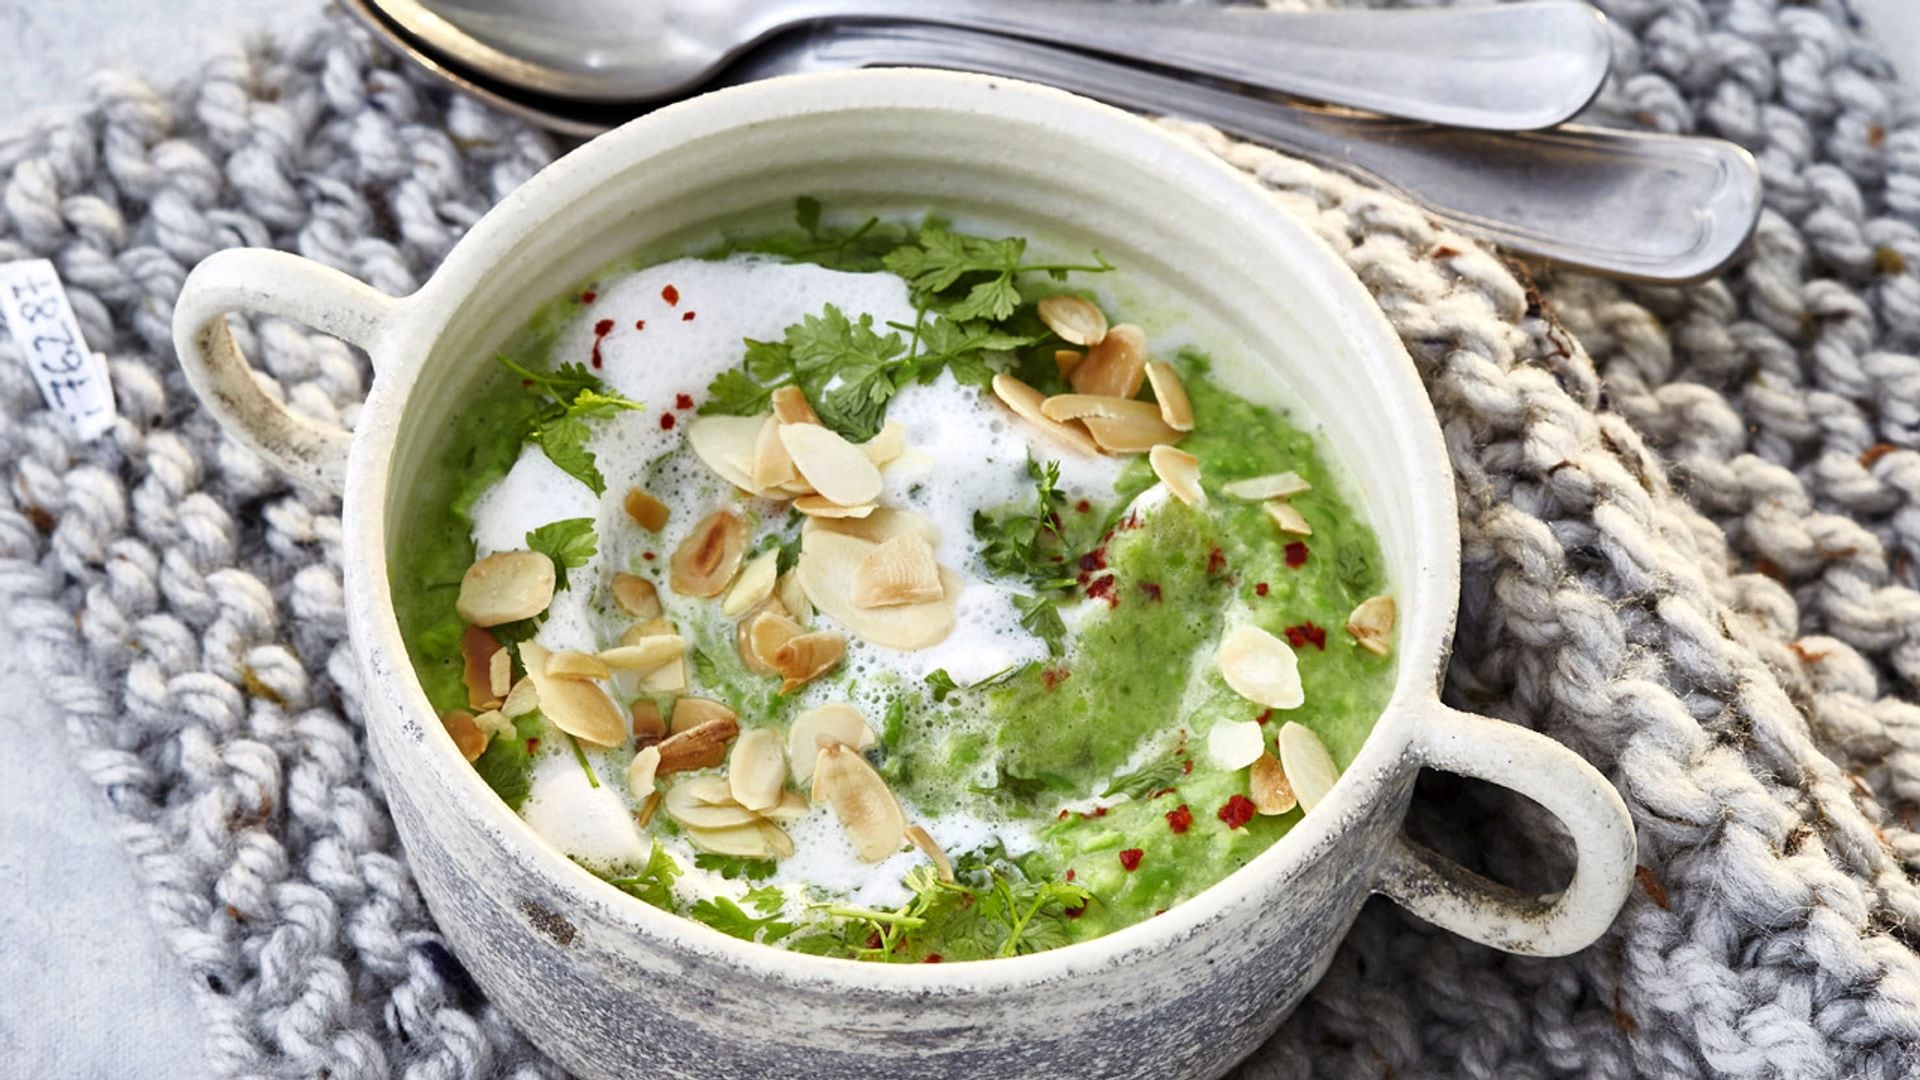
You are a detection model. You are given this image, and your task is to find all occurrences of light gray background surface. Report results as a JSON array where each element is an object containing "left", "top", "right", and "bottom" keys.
[{"left": 0, "top": 2, "right": 1914, "bottom": 1078}]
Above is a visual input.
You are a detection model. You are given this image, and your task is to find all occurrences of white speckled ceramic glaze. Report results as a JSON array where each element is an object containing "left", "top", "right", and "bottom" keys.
[{"left": 172, "top": 71, "right": 1637, "bottom": 1080}]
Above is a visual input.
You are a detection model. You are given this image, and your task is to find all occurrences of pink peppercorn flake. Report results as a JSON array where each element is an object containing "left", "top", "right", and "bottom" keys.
[
  {"left": 661, "top": 284, "right": 679, "bottom": 306},
  {"left": 1218, "top": 795, "right": 1256, "bottom": 829},
  {"left": 1166, "top": 805, "right": 1193, "bottom": 834},
  {"left": 675, "top": 393, "right": 694, "bottom": 409},
  {"left": 660, "top": 413, "right": 676, "bottom": 430},
  {"left": 682, "top": 311, "right": 697, "bottom": 322},
  {"left": 634, "top": 319, "right": 646, "bottom": 331},
  {"left": 1139, "top": 582, "right": 1162, "bottom": 602},
  {"left": 924, "top": 954, "right": 943, "bottom": 963},
  {"left": 1255, "top": 582, "right": 1269, "bottom": 597},
  {"left": 580, "top": 290, "right": 597, "bottom": 304},
  {"left": 1285, "top": 542, "right": 1309, "bottom": 568},
  {"left": 1118, "top": 848, "right": 1144, "bottom": 872}
]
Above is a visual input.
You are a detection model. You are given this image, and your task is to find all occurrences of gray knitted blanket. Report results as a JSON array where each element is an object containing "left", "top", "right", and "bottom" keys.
[{"left": 4, "top": 2, "right": 1918, "bottom": 1076}]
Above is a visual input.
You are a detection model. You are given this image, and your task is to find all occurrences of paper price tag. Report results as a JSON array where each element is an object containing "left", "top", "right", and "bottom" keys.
[{"left": 0, "top": 259, "right": 115, "bottom": 440}]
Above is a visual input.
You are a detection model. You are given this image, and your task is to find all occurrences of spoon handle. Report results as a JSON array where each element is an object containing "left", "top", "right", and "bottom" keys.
[
  {"left": 792, "top": 0, "right": 1612, "bottom": 131},
  {"left": 769, "top": 25, "right": 1758, "bottom": 283}
]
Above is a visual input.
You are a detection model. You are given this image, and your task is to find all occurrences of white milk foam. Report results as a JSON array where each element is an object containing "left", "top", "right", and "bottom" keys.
[{"left": 468, "top": 255, "right": 1124, "bottom": 899}]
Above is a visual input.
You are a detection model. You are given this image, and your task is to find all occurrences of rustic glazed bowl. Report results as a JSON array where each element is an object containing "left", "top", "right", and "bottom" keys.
[{"left": 171, "top": 70, "right": 1636, "bottom": 1079}]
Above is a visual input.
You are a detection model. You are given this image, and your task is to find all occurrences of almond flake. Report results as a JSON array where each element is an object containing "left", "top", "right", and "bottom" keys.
[
  {"left": 460, "top": 626, "right": 505, "bottom": 709},
  {"left": 682, "top": 821, "right": 775, "bottom": 858},
  {"left": 456, "top": 551, "right": 555, "bottom": 627},
  {"left": 1221, "top": 472, "right": 1311, "bottom": 501},
  {"left": 636, "top": 793, "right": 661, "bottom": 828},
  {"left": 794, "top": 495, "right": 876, "bottom": 519},
  {"left": 762, "top": 790, "right": 811, "bottom": 823},
  {"left": 741, "top": 604, "right": 803, "bottom": 676},
  {"left": 722, "top": 550, "right": 780, "bottom": 617},
  {"left": 1069, "top": 323, "right": 1148, "bottom": 398},
  {"left": 729, "top": 728, "right": 788, "bottom": 812},
  {"left": 905, "top": 824, "right": 956, "bottom": 883},
  {"left": 779, "top": 423, "right": 884, "bottom": 507},
  {"left": 1277, "top": 721, "right": 1339, "bottom": 811},
  {"left": 442, "top": 709, "right": 487, "bottom": 762},
  {"left": 670, "top": 509, "right": 747, "bottom": 598},
  {"left": 639, "top": 654, "right": 688, "bottom": 694},
  {"left": 1207, "top": 718, "right": 1266, "bottom": 770},
  {"left": 771, "top": 385, "right": 821, "bottom": 425},
  {"left": 654, "top": 717, "right": 740, "bottom": 775},
  {"left": 630, "top": 699, "right": 666, "bottom": 747},
  {"left": 810, "top": 742, "right": 907, "bottom": 863},
  {"left": 627, "top": 745, "right": 662, "bottom": 800},
  {"left": 1265, "top": 500, "right": 1312, "bottom": 537},
  {"left": 991, "top": 373, "right": 1101, "bottom": 456},
  {"left": 802, "top": 507, "right": 941, "bottom": 548},
  {"left": 671, "top": 696, "right": 738, "bottom": 734},
  {"left": 519, "top": 641, "right": 627, "bottom": 746},
  {"left": 759, "top": 820, "right": 797, "bottom": 859},
  {"left": 751, "top": 415, "right": 799, "bottom": 493},
  {"left": 1148, "top": 445, "right": 1205, "bottom": 508},
  {"left": 610, "top": 572, "right": 662, "bottom": 619},
  {"left": 852, "top": 533, "right": 943, "bottom": 608},
  {"left": 624, "top": 488, "right": 671, "bottom": 532},
  {"left": 1145, "top": 362, "right": 1195, "bottom": 432},
  {"left": 501, "top": 676, "right": 539, "bottom": 718},
  {"left": 1038, "top": 393, "right": 1143, "bottom": 423},
  {"left": 488, "top": 647, "right": 512, "bottom": 700},
  {"left": 1037, "top": 295, "right": 1109, "bottom": 347},
  {"left": 686, "top": 414, "right": 769, "bottom": 493},
  {"left": 472, "top": 709, "right": 513, "bottom": 739},
  {"left": 796, "top": 529, "right": 961, "bottom": 650},
  {"left": 787, "top": 703, "right": 877, "bottom": 784},
  {"left": 599, "top": 634, "right": 687, "bottom": 673},
  {"left": 664, "top": 776, "right": 760, "bottom": 829},
  {"left": 1347, "top": 595, "right": 1396, "bottom": 657},
  {"left": 1249, "top": 751, "right": 1297, "bottom": 815},
  {"left": 1216, "top": 625, "right": 1305, "bottom": 709},
  {"left": 864, "top": 422, "right": 906, "bottom": 467},
  {"left": 772, "top": 630, "right": 847, "bottom": 693},
  {"left": 775, "top": 570, "right": 812, "bottom": 625},
  {"left": 1054, "top": 349, "right": 1083, "bottom": 380},
  {"left": 546, "top": 649, "right": 612, "bottom": 681}
]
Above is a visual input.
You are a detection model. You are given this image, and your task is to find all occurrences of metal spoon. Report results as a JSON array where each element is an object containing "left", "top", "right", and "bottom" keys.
[
  {"left": 342, "top": 1, "right": 1758, "bottom": 283},
  {"left": 373, "top": 0, "right": 1612, "bottom": 130}
]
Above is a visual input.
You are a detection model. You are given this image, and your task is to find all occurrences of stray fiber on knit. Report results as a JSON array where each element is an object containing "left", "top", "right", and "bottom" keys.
[{"left": 2, "top": 2, "right": 1919, "bottom": 1077}]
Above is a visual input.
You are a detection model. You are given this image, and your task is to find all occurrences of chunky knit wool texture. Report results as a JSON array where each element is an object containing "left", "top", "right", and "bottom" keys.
[{"left": 3, "top": 2, "right": 1919, "bottom": 1077}]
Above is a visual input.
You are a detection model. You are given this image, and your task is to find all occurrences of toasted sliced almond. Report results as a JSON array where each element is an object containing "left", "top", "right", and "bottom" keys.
[
  {"left": 788, "top": 703, "right": 877, "bottom": 784},
  {"left": 1055, "top": 349, "right": 1084, "bottom": 380},
  {"left": 1207, "top": 718, "right": 1266, "bottom": 771},
  {"left": 1277, "top": 721, "right": 1339, "bottom": 811},
  {"left": 802, "top": 507, "right": 941, "bottom": 548},
  {"left": 627, "top": 745, "right": 662, "bottom": 800},
  {"left": 1039, "top": 393, "right": 1144, "bottom": 423},
  {"left": 796, "top": 530, "right": 962, "bottom": 650},
  {"left": 779, "top": 424, "right": 884, "bottom": 507},
  {"left": 442, "top": 709, "right": 487, "bottom": 762},
  {"left": 741, "top": 604, "right": 803, "bottom": 676},
  {"left": 1265, "top": 500, "right": 1312, "bottom": 537},
  {"left": 639, "top": 655, "right": 688, "bottom": 694},
  {"left": 775, "top": 570, "right": 812, "bottom": 625},
  {"left": 471, "top": 709, "right": 513, "bottom": 739},
  {"left": 546, "top": 649, "right": 612, "bottom": 681},
  {"left": 1149, "top": 445, "right": 1205, "bottom": 508},
  {"left": 456, "top": 551, "right": 555, "bottom": 627},
  {"left": 460, "top": 626, "right": 505, "bottom": 710},
  {"left": 729, "top": 728, "right": 788, "bottom": 812},
  {"left": 610, "top": 572, "right": 662, "bottom": 620},
  {"left": 670, "top": 509, "right": 748, "bottom": 598},
  {"left": 628, "top": 617, "right": 677, "bottom": 642},
  {"left": 751, "top": 415, "right": 799, "bottom": 493},
  {"left": 654, "top": 717, "right": 740, "bottom": 775},
  {"left": 630, "top": 699, "right": 666, "bottom": 747},
  {"left": 863, "top": 421, "right": 906, "bottom": 467},
  {"left": 624, "top": 488, "right": 671, "bottom": 532},
  {"left": 501, "top": 676, "right": 539, "bottom": 718},
  {"left": 772, "top": 630, "right": 847, "bottom": 693},
  {"left": 1217, "top": 625, "right": 1305, "bottom": 709},
  {"left": 488, "top": 646, "right": 512, "bottom": 700},
  {"left": 1221, "top": 472, "right": 1311, "bottom": 501},
  {"left": 683, "top": 821, "right": 775, "bottom": 858},
  {"left": 1145, "top": 361, "right": 1195, "bottom": 432},
  {"left": 686, "top": 414, "right": 769, "bottom": 493},
  {"left": 852, "top": 533, "right": 943, "bottom": 608},
  {"left": 520, "top": 641, "right": 627, "bottom": 747},
  {"left": 1348, "top": 595, "right": 1396, "bottom": 657},
  {"left": 811, "top": 742, "right": 907, "bottom": 862},
  {"left": 1084, "top": 411, "right": 1184, "bottom": 454},
  {"left": 599, "top": 634, "right": 687, "bottom": 673},
  {"left": 1038, "top": 295, "right": 1108, "bottom": 347},
  {"left": 991, "top": 373, "right": 1101, "bottom": 456},
  {"left": 664, "top": 778, "right": 760, "bottom": 829},
  {"left": 722, "top": 550, "right": 780, "bottom": 617},
  {"left": 1249, "top": 751, "right": 1297, "bottom": 815},
  {"left": 1069, "top": 323, "right": 1147, "bottom": 398},
  {"left": 671, "top": 696, "right": 738, "bottom": 735},
  {"left": 762, "top": 790, "right": 811, "bottom": 823},
  {"left": 905, "top": 824, "right": 956, "bottom": 883},
  {"left": 636, "top": 792, "right": 661, "bottom": 828},
  {"left": 759, "top": 820, "right": 797, "bottom": 859},
  {"left": 771, "top": 385, "right": 820, "bottom": 425},
  {"left": 795, "top": 495, "right": 877, "bottom": 519}
]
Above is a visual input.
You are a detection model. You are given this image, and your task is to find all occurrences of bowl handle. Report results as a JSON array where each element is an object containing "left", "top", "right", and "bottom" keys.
[
  {"left": 171, "top": 249, "right": 400, "bottom": 495},
  {"left": 1372, "top": 703, "right": 1636, "bottom": 957}
]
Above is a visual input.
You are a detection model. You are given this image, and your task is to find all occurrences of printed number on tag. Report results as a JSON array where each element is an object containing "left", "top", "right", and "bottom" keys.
[{"left": 0, "top": 259, "right": 115, "bottom": 440}]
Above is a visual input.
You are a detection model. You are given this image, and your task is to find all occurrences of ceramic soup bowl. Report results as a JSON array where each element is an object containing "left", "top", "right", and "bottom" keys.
[{"left": 171, "top": 70, "right": 1636, "bottom": 1080}]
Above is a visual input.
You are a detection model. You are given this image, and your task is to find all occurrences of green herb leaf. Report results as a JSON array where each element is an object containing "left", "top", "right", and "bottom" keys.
[
  {"left": 602, "top": 843, "right": 683, "bottom": 910},
  {"left": 531, "top": 415, "right": 604, "bottom": 495},
  {"left": 1012, "top": 593, "right": 1067, "bottom": 656},
  {"left": 795, "top": 195, "right": 823, "bottom": 237},
  {"left": 567, "top": 387, "right": 644, "bottom": 421},
  {"left": 743, "top": 884, "right": 787, "bottom": 916},
  {"left": 689, "top": 895, "right": 795, "bottom": 943},
  {"left": 1102, "top": 754, "right": 1184, "bottom": 800},
  {"left": 693, "top": 853, "right": 779, "bottom": 882},
  {"left": 526, "top": 518, "right": 598, "bottom": 591},
  {"left": 925, "top": 669, "right": 961, "bottom": 703},
  {"left": 699, "top": 367, "right": 777, "bottom": 416},
  {"left": 472, "top": 712, "right": 544, "bottom": 811}
]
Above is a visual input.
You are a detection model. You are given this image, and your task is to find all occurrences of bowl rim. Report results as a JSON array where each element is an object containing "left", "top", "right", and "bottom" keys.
[{"left": 344, "top": 67, "right": 1460, "bottom": 990}]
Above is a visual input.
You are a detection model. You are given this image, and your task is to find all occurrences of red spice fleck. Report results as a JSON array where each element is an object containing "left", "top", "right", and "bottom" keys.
[
  {"left": 1118, "top": 848, "right": 1144, "bottom": 872},
  {"left": 661, "top": 284, "right": 679, "bottom": 306},
  {"left": 590, "top": 317, "right": 616, "bottom": 368},
  {"left": 1154, "top": 909, "right": 1167, "bottom": 916},
  {"left": 1085, "top": 574, "right": 1118, "bottom": 606},
  {"left": 923, "top": 954, "right": 944, "bottom": 963},
  {"left": 1063, "top": 905, "right": 1087, "bottom": 920},
  {"left": 634, "top": 319, "right": 646, "bottom": 331},
  {"left": 1078, "top": 549, "right": 1108, "bottom": 575},
  {"left": 1075, "top": 499, "right": 1092, "bottom": 513},
  {"left": 1065, "top": 869, "right": 1075, "bottom": 881},
  {"left": 1059, "top": 809, "right": 1071, "bottom": 820},
  {"left": 1150, "top": 786, "right": 1178, "bottom": 800},
  {"left": 675, "top": 393, "right": 694, "bottom": 410},
  {"left": 1255, "top": 582, "right": 1269, "bottom": 597},
  {"left": 1218, "top": 795, "right": 1256, "bottom": 829},
  {"left": 1166, "top": 805, "right": 1193, "bottom": 834},
  {"left": 1138, "top": 582, "right": 1162, "bottom": 602},
  {"left": 642, "top": 552, "right": 656, "bottom": 561},
  {"left": 1181, "top": 760, "right": 1193, "bottom": 775},
  {"left": 660, "top": 412, "right": 677, "bottom": 430},
  {"left": 865, "top": 932, "right": 884, "bottom": 950},
  {"left": 1255, "top": 708, "right": 1273, "bottom": 726},
  {"left": 580, "top": 290, "right": 597, "bottom": 304},
  {"left": 1043, "top": 667, "right": 1071, "bottom": 690},
  {"left": 1284, "top": 622, "right": 1328, "bottom": 651},
  {"left": 682, "top": 311, "right": 697, "bottom": 322},
  {"left": 1284, "top": 542, "right": 1309, "bottom": 568},
  {"left": 526, "top": 738, "right": 541, "bottom": 753},
  {"left": 1207, "top": 547, "right": 1227, "bottom": 575}
]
